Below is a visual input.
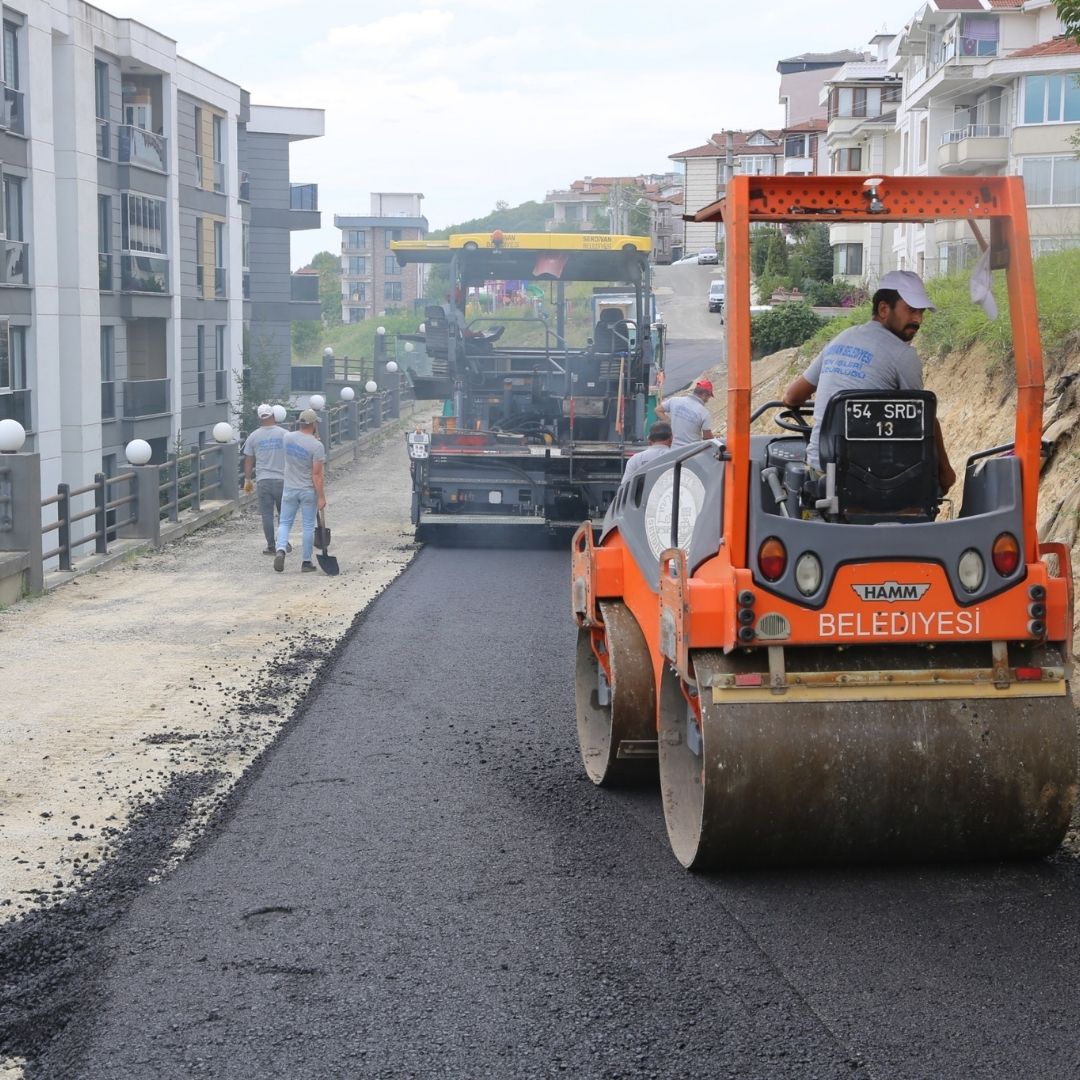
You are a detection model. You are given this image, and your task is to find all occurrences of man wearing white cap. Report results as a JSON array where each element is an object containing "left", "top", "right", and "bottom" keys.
[
  {"left": 274, "top": 409, "right": 326, "bottom": 574},
  {"left": 243, "top": 404, "right": 288, "bottom": 554},
  {"left": 783, "top": 270, "right": 955, "bottom": 493}
]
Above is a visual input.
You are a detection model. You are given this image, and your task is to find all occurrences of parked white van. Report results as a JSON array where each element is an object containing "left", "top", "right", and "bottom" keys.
[{"left": 708, "top": 279, "right": 725, "bottom": 314}]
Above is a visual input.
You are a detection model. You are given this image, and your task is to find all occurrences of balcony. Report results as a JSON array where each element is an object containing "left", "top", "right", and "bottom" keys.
[
  {"left": 122, "top": 253, "right": 169, "bottom": 294},
  {"left": 214, "top": 266, "right": 226, "bottom": 298},
  {"left": 2, "top": 86, "right": 24, "bottom": 136},
  {"left": 291, "top": 365, "right": 323, "bottom": 392},
  {"left": 0, "top": 240, "right": 29, "bottom": 286},
  {"left": 99, "top": 252, "right": 112, "bottom": 291},
  {"left": 215, "top": 368, "right": 229, "bottom": 403},
  {"left": 783, "top": 155, "right": 815, "bottom": 175},
  {"left": 938, "top": 125, "right": 1008, "bottom": 173},
  {"left": 118, "top": 125, "right": 167, "bottom": 173},
  {"left": 122, "top": 377, "right": 169, "bottom": 419},
  {"left": 290, "top": 183, "right": 318, "bottom": 211},
  {"left": 213, "top": 160, "right": 225, "bottom": 194},
  {"left": 0, "top": 388, "right": 30, "bottom": 428},
  {"left": 239, "top": 171, "right": 250, "bottom": 202},
  {"left": 97, "top": 119, "right": 110, "bottom": 159},
  {"left": 291, "top": 273, "right": 319, "bottom": 302},
  {"left": 101, "top": 380, "right": 116, "bottom": 420}
]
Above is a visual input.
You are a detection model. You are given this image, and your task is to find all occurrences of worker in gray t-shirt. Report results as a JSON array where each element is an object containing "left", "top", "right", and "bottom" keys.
[
  {"left": 622, "top": 421, "right": 673, "bottom": 486},
  {"left": 274, "top": 409, "right": 327, "bottom": 574},
  {"left": 783, "top": 270, "right": 955, "bottom": 493},
  {"left": 243, "top": 404, "right": 287, "bottom": 554},
  {"left": 657, "top": 378, "right": 715, "bottom": 447}
]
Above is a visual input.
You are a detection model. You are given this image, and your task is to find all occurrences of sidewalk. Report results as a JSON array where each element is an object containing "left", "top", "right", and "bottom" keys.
[{"left": 0, "top": 417, "right": 420, "bottom": 919}]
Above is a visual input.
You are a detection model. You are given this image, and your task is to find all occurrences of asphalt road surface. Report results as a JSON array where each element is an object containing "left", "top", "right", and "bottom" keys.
[
  {"left": 653, "top": 261, "right": 725, "bottom": 391},
  {"left": 11, "top": 543, "right": 1080, "bottom": 1078}
]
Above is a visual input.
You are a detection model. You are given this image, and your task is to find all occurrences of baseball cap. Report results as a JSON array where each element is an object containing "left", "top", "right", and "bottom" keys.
[
  {"left": 256, "top": 403, "right": 273, "bottom": 418},
  {"left": 694, "top": 379, "right": 715, "bottom": 397},
  {"left": 297, "top": 408, "right": 319, "bottom": 426},
  {"left": 877, "top": 270, "right": 936, "bottom": 311}
]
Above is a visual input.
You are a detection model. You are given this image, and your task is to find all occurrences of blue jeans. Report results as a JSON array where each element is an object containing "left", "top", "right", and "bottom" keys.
[{"left": 277, "top": 487, "right": 317, "bottom": 562}]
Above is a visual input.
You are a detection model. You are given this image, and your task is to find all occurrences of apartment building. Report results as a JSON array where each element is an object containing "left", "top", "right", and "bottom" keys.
[
  {"left": 887, "top": 0, "right": 1077, "bottom": 277},
  {"left": 0, "top": 0, "right": 322, "bottom": 509},
  {"left": 336, "top": 194, "right": 428, "bottom": 323}
]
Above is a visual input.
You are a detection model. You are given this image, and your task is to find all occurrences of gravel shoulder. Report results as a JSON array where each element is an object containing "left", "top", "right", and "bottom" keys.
[{"left": 0, "top": 418, "right": 421, "bottom": 923}]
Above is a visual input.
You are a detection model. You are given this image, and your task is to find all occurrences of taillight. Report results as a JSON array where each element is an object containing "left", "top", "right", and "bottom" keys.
[
  {"left": 991, "top": 533, "right": 1020, "bottom": 576},
  {"left": 758, "top": 537, "right": 787, "bottom": 582}
]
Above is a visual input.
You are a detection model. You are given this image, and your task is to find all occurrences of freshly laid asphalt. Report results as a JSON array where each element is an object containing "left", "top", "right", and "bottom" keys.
[{"left": 5, "top": 541, "right": 1080, "bottom": 1078}]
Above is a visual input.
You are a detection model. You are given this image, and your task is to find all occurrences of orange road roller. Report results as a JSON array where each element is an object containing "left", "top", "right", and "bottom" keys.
[{"left": 572, "top": 175, "right": 1077, "bottom": 868}]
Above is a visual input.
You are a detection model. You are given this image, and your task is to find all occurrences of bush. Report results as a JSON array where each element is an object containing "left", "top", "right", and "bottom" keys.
[{"left": 751, "top": 302, "right": 827, "bottom": 356}]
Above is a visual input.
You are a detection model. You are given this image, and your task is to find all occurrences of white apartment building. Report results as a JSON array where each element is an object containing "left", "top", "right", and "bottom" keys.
[{"left": 0, "top": 1, "right": 322, "bottom": 509}]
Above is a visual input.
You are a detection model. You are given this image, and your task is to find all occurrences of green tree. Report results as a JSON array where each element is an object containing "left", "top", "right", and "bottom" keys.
[
  {"left": 428, "top": 199, "right": 554, "bottom": 239},
  {"left": 236, "top": 327, "right": 279, "bottom": 436},
  {"left": 750, "top": 302, "right": 827, "bottom": 356},
  {"left": 309, "top": 250, "right": 342, "bottom": 326},
  {"left": 751, "top": 227, "right": 779, "bottom": 276},
  {"left": 763, "top": 229, "right": 790, "bottom": 278},
  {"left": 1057, "top": 1, "right": 1080, "bottom": 37},
  {"left": 788, "top": 223, "right": 834, "bottom": 285},
  {"left": 291, "top": 318, "right": 321, "bottom": 359}
]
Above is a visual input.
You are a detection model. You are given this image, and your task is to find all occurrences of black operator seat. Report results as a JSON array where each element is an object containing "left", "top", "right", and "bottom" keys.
[
  {"left": 813, "top": 389, "right": 939, "bottom": 523},
  {"left": 593, "top": 308, "right": 623, "bottom": 353}
]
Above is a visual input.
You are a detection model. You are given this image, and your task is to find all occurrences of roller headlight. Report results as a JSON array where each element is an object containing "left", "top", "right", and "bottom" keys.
[
  {"left": 794, "top": 552, "right": 822, "bottom": 596},
  {"left": 958, "top": 549, "right": 985, "bottom": 593}
]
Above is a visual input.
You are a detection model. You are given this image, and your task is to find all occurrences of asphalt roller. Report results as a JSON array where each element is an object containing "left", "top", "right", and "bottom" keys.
[{"left": 571, "top": 175, "right": 1078, "bottom": 868}]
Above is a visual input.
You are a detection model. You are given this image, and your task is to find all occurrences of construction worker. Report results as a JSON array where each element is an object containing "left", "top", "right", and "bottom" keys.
[
  {"left": 243, "top": 404, "right": 287, "bottom": 555},
  {"left": 782, "top": 270, "right": 955, "bottom": 493},
  {"left": 657, "top": 379, "right": 715, "bottom": 447},
  {"left": 621, "top": 422, "right": 673, "bottom": 486}
]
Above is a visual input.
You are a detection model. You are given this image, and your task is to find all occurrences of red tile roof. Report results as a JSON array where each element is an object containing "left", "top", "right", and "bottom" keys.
[
  {"left": 987, "top": 0, "right": 1022, "bottom": 7},
  {"left": 933, "top": 0, "right": 984, "bottom": 9},
  {"left": 1008, "top": 35, "right": 1080, "bottom": 59}
]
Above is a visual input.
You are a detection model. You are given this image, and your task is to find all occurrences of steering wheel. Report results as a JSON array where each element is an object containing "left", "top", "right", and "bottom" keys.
[{"left": 774, "top": 406, "right": 812, "bottom": 435}]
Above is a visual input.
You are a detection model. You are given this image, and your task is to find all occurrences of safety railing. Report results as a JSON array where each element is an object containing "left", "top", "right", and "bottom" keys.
[
  {"left": 41, "top": 470, "right": 137, "bottom": 571},
  {"left": 158, "top": 442, "right": 230, "bottom": 522}
]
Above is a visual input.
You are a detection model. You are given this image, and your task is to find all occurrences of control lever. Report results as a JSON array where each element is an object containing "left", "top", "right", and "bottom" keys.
[{"left": 761, "top": 466, "right": 790, "bottom": 518}]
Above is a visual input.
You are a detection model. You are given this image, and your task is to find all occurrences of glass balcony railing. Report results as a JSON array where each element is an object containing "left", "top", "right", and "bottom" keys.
[
  {"left": 290, "top": 183, "right": 318, "bottom": 211},
  {"left": 98, "top": 252, "right": 112, "bottom": 291},
  {"left": 290, "top": 273, "right": 319, "bottom": 302},
  {"left": 940, "top": 124, "right": 1007, "bottom": 144},
  {"left": 2, "top": 86, "right": 24, "bottom": 135},
  {"left": 0, "top": 240, "right": 29, "bottom": 286},
  {"left": 238, "top": 171, "right": 250, "bottom": 202},
  {"left": 215, "top": 369, "right": 229, "bottom": 402},
  {"left": 0, "top": 388, "right": 30, "bottom": 427},
  {"left": 213, "top": 161, "right": 225, "bottom": 193},
  {"left": 97, "top": 119, "right": 110, "bottom": 159},
  {"left": 121, "top": 253, "right": 169, "bottom": 294},
  {"left": 118, "top": 125, "right": 167, "bottom": 172},
  {"left": 101, "top": 380, "right": 116, "bottom": 420},
  {"left": 122, "top": 377, "right": 169, "bottom": 418},
  {"left": 214, "top": 266, "right": 226, "bottom": 298}
]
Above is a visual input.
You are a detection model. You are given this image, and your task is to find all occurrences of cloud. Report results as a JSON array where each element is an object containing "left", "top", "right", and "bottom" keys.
[{"left": 315, "top": 9, "right": 454, "bottom": 53}]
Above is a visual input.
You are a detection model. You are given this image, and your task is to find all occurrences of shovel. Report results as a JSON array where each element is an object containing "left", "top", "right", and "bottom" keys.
[{"left": 315, "top": 510, "right": 339, "bottom": 576}]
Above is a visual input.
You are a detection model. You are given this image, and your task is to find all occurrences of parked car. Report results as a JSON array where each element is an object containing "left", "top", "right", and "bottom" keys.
[
  {"left": 708, "top": 278, "right": 725, "bottom": 313},
  {"left": 698, "top": 249, "right": 719, "bottom": 265}
]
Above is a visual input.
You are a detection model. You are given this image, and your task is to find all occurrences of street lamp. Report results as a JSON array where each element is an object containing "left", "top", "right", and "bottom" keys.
[
  {"left": 272, "top": 404, "right": 287, "bottom": 423},
  {"left": 323, "top": 346, "right": 334, "bottom": 359},
  {"left": 0, "top": 418, "right": 26, "bottom": 452},
  {"left": 212, "top": 422, "right": 233, "bottom": 443},
  {"left": 125, "top": 439, "right": 152, "bottom": 466},
  {"left": 340, "top": 386, "right": 355, "bottom": 401},
  {"left": 365, "top": 379, "right": 378, "bottom": 394},
  {"left": 309, "top": 394, "right": 326, "bottom": 411}
]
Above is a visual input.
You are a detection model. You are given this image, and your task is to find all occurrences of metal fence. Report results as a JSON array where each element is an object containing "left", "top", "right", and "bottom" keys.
[{"left": 40, "top": 469, "right": 137, "bottom": 571}]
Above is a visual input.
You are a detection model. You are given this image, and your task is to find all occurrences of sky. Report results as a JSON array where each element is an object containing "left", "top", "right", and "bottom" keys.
[{"left": 110, "top": 0, "right": 926, "bottom": 267}]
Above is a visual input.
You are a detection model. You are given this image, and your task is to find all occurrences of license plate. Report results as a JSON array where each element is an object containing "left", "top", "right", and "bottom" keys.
[{"left": 844, "top": 399, "right": 925, "bottom": 441}]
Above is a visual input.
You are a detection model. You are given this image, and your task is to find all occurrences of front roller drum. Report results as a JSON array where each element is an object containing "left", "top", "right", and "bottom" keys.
[
  {"left": 658, "top": 649, "right": 1078, "bottom": 869},
  {"left": 575, "top": 601, "right": 657, "bottom": 786}
]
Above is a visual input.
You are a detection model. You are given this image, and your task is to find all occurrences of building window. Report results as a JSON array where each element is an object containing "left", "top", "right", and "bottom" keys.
[
  {"left": 11, "top": 326, "right": 25, "bottom": 389},
  {"left": 384, "top": 255, "right": 399, "bottom": 275},
  {"left": 831, "top": 147, "right": 862, "bottom": 172},
  {"left": 98, "top": 195, "right": 112, "bottom": 290},
  {"left": 345, "top": 229, "right": 366, "bottom": 249},
  {"left": 95, "top": 60, "right": 108, "bottom": 121},
  {"left": 384, "top": 228, "right": 403, "bottom": 249},
  {"left": 122, "top": 193, "right": 166, "bottom": 253},
  {"left": 1021, "top": 156, "right": 1080, "bottom": 206},
  {"left": 833, "top": 243, "right": 863, "bottom": 276},
  {"left": 4, "top": 176, "right": 22, "bottom": 241},
  {"left": 212, "top": 114, "right": 225, "bottom": 192},
  {"left": 384, "top": 281, "right": 402, "bottom": 302},
  {"left": 348, "top": 256, "right": 368, "bottom": 276},
  {"left": 347, "top": 282, "right": 366, "bottom": 303},
  {"left": 348, "top": 308, "right": 366, "bottom": 324},
  {"left": 215, "top": 325, "right": 227, "bottom": 401},
  {"left": 101, "top": 325, "right": 115, "bottom": 418},
  {"left": 958, "top": 15, "right": 999, "bottom": 57},
  {"left": 214, "top": 220, "right": 226, "bottom": 297},
  {"left": 1022, "top": 75, "right": 1080, "bottom": 125},
  {"left": 3, "top": 21, "right": 19, "bottom": 91},
  {"left": 196, "top": 325, "right": 206, "bottom": 404}
]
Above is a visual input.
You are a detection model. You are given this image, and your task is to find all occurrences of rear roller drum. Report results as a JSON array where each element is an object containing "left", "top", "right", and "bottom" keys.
[
  {"left": 575, "top": 601, "right": 657, "bottom": 786},
  {"left": 659, "top": 647, "right": 1078, "bottom": 869}
]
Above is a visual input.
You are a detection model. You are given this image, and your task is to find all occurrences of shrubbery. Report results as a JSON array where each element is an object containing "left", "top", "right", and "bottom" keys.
[{"left": 751, "top": 302, "right": 827, "bottom": 357}]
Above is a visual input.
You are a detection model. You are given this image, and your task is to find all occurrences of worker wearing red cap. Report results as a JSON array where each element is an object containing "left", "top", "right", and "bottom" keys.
[{"left": 657, "top": 378, "right": 715, "bottom": 447}]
